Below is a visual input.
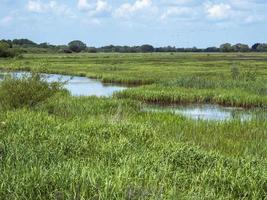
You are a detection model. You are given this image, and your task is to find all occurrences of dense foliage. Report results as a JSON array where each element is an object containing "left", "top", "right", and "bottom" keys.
[
  {"left": 1, "top": 38, "right": 267, "bottom": 53},
  {"left": 68, "top": 40, "right": 87, "bottom": 53},
  {"left": 0, "top": 73, "right": 67, "bottom": 110},
  {"left": 0, "top": 41, "right": 17, "bottom": 58}
]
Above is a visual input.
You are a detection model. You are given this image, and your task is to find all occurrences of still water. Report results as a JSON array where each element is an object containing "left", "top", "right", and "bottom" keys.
[
  {"left": 0, "top": 72, "right": 127, "bottom": 97},
  {"left": 144, "top": 104, "right": 266, "bottom": 121}
]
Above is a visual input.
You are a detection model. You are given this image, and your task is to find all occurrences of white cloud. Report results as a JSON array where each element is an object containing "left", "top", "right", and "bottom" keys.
[
  {"left": 114, "top": 0, "right": 152, "bottom": 17},
  {"left": 78, "top": 0, "right": 93, "bottom": 11},
  {"left": 205, "top": 3, "right": 232, "bottom": 20},
  {"left": 27, "top": 0, "right": 42, "bottom": 12},
  {"left": 27, "top": 0, "right": 74, "bottom": 16},
  {"left": 77, "top": 0, "right": 111, "bottom": 16}
]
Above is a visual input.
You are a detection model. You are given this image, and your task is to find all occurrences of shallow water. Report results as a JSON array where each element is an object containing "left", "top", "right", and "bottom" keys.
[
  {"left": 0, "top": 72, "right": 127, "bottom": 97},
  {"left": 144, "top": 104, "right": 266, "bottom": 121},
  {"left": 1, "top": 71, "right": 266, "bottom": 121}
]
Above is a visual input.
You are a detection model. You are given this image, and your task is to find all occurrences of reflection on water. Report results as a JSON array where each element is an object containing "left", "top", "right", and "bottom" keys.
[
  {"left": 144, "top": 104, "right": 266, "bottom": 121},
  {"left": 0, "top": 72, "right": 127, "bottom": 97}
]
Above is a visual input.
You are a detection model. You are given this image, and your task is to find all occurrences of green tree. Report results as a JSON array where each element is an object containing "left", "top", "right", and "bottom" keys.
[
  {"left": 251, "top": 43, "right": 260, "bottom": 52},
  {"left": 256, "top": 44, "right": 267, "bottom": 52},
  {"left": 0, "top": 41, "right": 16, "bottom": 58},
  {"left": 140, "top": 44, "right": 154, "bottom": 53},
  {"left": 12, "top": 39, "right": 37, "bottom": 47},
  {"left": 220, "top": 43, "right": 234, "bottom": 52},
  {"left": 233, "top": 43, "right": 250, "bottom": 52},
  {"left": 68, "top": 40, "right": 87, "bottom": 53}
]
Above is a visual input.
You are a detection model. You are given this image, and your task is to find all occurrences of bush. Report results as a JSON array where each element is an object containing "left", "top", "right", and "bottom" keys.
[
  {"left": 0, "top": 48, "right": 17, "bottom": 58},
  {"left": 0, "top": 73, "right": 68, "bottom": 110},
  {"left": 0, "top": 41, "right": 19, "bottom": 58},
  {"left": 68, "top": 40, "right": 87, "bottom": 53}
]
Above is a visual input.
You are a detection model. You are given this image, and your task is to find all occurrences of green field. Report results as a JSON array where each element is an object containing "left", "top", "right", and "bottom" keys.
[{"left": 0, "top": 53, "right": 266, "bottom": 199}]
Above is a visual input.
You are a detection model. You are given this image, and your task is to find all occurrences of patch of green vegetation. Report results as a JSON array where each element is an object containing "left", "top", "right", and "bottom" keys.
[
  {"left": 0, "top": 53, "right": 266, "bottom": 199},
  {"left": 115, "top": 76, "right": 267, "bottom": 108},
  {"left": 0, "top": 73, "right": 67, "bottom": 110},
  {"left": 0, "top": 96, "right": 266, "bottom": 199}
]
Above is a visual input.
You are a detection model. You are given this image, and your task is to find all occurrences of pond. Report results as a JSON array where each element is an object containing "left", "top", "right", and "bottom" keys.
[
  {"left": 143, "top": 104, "right": 266, "bottom": 121},
  {"left": 0, "top": 71, "right": 127, "bottom": 97}
]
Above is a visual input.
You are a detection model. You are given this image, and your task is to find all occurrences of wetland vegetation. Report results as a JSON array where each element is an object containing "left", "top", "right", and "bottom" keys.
[{"left": 0, "top": 52, "right": 266, "bottom": 199}]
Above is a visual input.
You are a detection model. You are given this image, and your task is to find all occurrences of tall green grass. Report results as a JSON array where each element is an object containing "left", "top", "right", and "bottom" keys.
[
  {"left": 115, "top": 76, "right": 267, "bottom": 108},
  {"left": 0, "top": 53, "right": 266, "bottom": 199},
  {"left": 0, "top": 102, "right": 266, "bottom": 199},
  {"left": 0, "top": 73, "right": 67, "bottom": 110}
]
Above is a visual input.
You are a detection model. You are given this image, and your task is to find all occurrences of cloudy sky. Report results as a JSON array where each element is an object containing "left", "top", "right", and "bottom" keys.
[{"left": 0, "top": 0, "right": 266, "bottom": 47}]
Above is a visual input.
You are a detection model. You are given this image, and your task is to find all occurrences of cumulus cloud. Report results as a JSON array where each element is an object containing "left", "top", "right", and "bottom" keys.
[
  {"left": 77, "top": 0, "right": 111, "bottom": 16},
  {"left": 27, "top": 0, "right": 74, "bottom": 16},
  {"left": 204, "top": 3, "right": 232, "bottom": 20},
  {"left": 114, "top": 0, "right": 152, "bottom": 17}
]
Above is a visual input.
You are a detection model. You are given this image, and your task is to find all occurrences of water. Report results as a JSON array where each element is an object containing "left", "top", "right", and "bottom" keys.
[
  {"left": 144, "top": 104, "right": 266, "bottom": 121},
  {"left": 0, "top": 72, "right": 127, "bottom": 97},
  {"left": 1, "top": 71, "right": 266, "bottom": 121}
]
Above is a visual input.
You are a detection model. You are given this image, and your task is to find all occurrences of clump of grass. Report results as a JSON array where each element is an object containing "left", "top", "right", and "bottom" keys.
[{"left": 0, "top": 72, "right": 68, "bottom": 110}]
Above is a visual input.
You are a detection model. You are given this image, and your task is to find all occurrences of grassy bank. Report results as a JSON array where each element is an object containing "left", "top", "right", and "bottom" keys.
[{"left": 115, "top": 77, "right": 267, "bottom": 108}]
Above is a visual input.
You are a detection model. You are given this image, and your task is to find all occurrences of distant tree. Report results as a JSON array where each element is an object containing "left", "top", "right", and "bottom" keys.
[
  {"left": 256, "top": 43, "right": 267, "bottom": 52},
  {"left": 87, "top": 47, "right": 97, "bottom": 53},
  {"left": 12, "top": 39, "right": 37, "bottom": 46},
  {"left": 1, "top": 40, "right": 12, "bottom": 48},
  {"left": 68, "top": 40, "right": 87, "bottom": 53},
  {"left": 140, "top": 44, "right": 154, "bottom": 53},
  {"left": 204, "top": 47, "right": 219, "bottom": 52},
  {"left": 220, "top": 43, "right": 234, "bottom": 52},
  {"left": 0, "top": 41, "right": 16, "bottom": 57},
  {"left": 39, "top": 42, "right": 50, "bottom": 48},
  {"left": 233, "top": 43, "right": 250, "bottom": 52},
  {"left": 251, "top": 43, "right": 261, "bottom": 52},
  {"left": 0, "top": 41, "right": 10, "bottom": 49}
]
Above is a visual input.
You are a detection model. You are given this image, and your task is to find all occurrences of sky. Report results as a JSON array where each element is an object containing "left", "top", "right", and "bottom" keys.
[{"left": 0, "top": 0, "right": 267, "bottom": 47}]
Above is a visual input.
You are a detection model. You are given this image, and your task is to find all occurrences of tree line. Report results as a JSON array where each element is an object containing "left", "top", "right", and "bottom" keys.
[{"left": 1, "top": 39, "right": 267, "bottom": 57}]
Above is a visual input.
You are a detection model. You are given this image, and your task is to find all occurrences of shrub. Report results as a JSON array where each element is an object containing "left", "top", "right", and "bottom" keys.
[
  {"left": 0, "top": 41, "right": 15, "bottom": 58},
  {"left": 0, "top": 73, "right": 68, "bottom": 110},
  {"left": 0, "top": 48, "right": 17, "bottom": 58}
]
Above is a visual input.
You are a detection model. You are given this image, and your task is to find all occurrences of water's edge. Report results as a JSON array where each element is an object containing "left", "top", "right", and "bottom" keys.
[{"left": 1, "top": 71, "right": 266, "bottom": 121}]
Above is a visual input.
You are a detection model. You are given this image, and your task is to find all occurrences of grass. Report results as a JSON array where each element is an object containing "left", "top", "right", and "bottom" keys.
[
  {"left": 0, "top": 53, "right": 266, "bottom": 199},
  {"left": 0, "top": 97, "right": 266, "bottom": 199},
  {"left": 0, "top": 73, "right": 67, "bottom": 110},
  {"left": 115, "top": 79, "right": 267, "bottom": 108},
  {"left": 0, "top": 53, "right": 267, "bottom": 84},
  {"left": 1, "top": 52, "right": 266, "bottom": 107}
]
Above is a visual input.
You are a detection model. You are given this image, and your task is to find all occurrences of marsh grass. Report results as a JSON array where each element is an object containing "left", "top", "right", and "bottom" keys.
[
  {"left": 0, "top": 97, "right": 266, "bottom": 199},
  {"left": 115, "top": 76, "right": 267, "bottom": 108},
  {"left": 0, "top": 72, "right": 68, "bottom": 110},
  {"left": 0, "top": 53, "right": 266, "bottom": 199}
]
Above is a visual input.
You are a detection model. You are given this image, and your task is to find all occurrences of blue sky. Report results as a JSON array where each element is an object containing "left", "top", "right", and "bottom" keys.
[{"left": 0, "top": 0, "right": 267, "bottom": 47}]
